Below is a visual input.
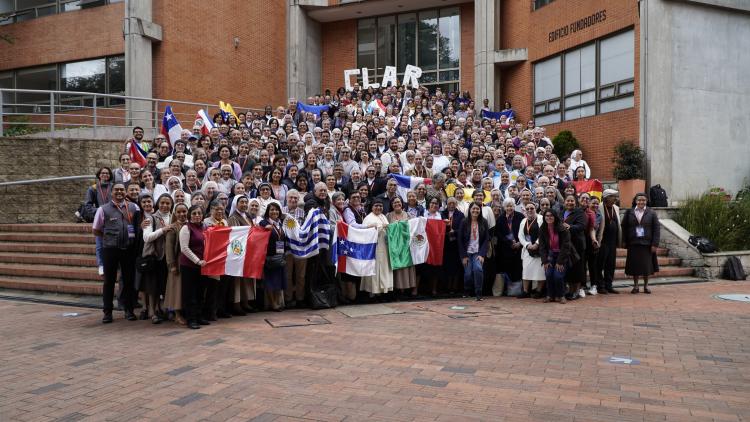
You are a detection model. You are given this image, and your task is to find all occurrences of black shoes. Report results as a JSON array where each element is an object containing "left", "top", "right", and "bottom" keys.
[
  {"left": 643, "top": 287, "right": 651, "bottom": 294},
  {"left": 517, "top": 291, "right": 531, "bottom": 299},
  {"left": 188, "top": 321, "right": 201, "bottom": 329},
  {"left": 102, "top": 313, "right": 113, "bottom": 324},
  {"left": 124, "top": 310, "right": 137, "bottom": 321},
  {"left": 606, "top": 288, "right": 619, "bottom": 294},
  {"left": 198, "top": 319, "right": 211, "bottom": 326}
]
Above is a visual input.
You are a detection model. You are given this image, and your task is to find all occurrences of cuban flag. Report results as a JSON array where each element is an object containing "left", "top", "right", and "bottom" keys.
[
  {"left": 283, "top": 208, "right": 332, "bottom": 258},
  {"left": 160, "top": 105, "right": 183, "bottom": 148},
  {"left": 201, "top": 226, "right": 271, "bottom": 279},
  {"left": 389, "top": 174, "right": 432, "bottom": 201},
  {"left": 128, "top": 141, "right": 148, "bottom": 168},
  {"left": 335, "top": 221, "right": 377, "bottom": 277},
  {"left": 195, "top": 109, "right": 214, "bottom": 136}
]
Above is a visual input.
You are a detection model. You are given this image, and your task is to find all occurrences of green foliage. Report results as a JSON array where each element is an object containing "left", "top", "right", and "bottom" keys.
[
  {"left": 676, "top": 192, "right": 750, "bottom": 251},
  {"left": 612, "top": 141, "right": 645, "bottom": 180},
  {"left": 1, "top": 115, "right": 45, "bottom": 137},
  {"left": 551, "top": 130, "right": 580, "bottom": 159}
]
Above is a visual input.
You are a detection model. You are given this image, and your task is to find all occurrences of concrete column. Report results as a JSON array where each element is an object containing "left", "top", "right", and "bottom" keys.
[
  {"left": 288, "top": 2, "right": 322, "bottom": 103},
  {"left": 123, "top": 0, "right": 161, "bottom": 129},
  {"left": 474, "top": 0, "right": 499, "bottom": 108}
]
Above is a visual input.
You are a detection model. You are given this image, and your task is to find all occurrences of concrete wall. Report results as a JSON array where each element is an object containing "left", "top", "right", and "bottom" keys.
[
  {"left": 641, "top": 0, "right": 750, "bottom": 203},
  {"left": 288, "top": 3, "right": 323, "bottom": 100},
  {"left": 0, "top": 138, "right": 121, "bottom": 224}
]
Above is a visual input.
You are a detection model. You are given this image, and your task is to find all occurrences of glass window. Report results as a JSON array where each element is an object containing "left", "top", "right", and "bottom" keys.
[
  {"left": 534, "top": 56, "right": 560, "bottom": 103},
  {"left": 107, "top": 56, "right": 125, "bottom": 94},
  {"left": 564, "top": 44, "right": 595, "bottom": 95},
  {"left": 535, "top": 113, "right": 561, "bottom": 126},
  {"left": 600, "top": 30, "right": 634, "bottom": 85},
  {"left": 0, "top": 71, "right": 13, "bottom": 113},
  {"left": 0, "top": 0, "right": 13, "bottom": 13},
  {"left": 534, "top": 0, "right": 555, "bottom": 10},
  {"left": 600, "top": 96, "right": 633, "bottom": 113},
  {"left": 438, "top": 7, "right": 460, "bottom": 70},
  {"left": 418, "top": 10, "right": 438, "bottom": 71},
  {"left": 376, "top": 16, "right": 395, "bottom": 76},
  {"left": 357, "top": 19, "right": 376, "bottom": 71},
  {"left": 396, "top": 13, "right": 416, "bottom": 72},
  {"left": 61, "top": 58, "right": 106, "bottom": 93},
  {"left": 16, "top": 65, "right": 56, "bottom": 111}
]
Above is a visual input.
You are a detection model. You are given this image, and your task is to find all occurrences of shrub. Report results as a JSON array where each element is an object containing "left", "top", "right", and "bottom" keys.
[
  {"left": 612, "top": 141, "right": 645, "bottom": 180},
  {"left": 552, "top": 130, "right": 580, "bottom": 159},
  {"left": 676, "top": 192, "right": 750, "bottom": 251}
]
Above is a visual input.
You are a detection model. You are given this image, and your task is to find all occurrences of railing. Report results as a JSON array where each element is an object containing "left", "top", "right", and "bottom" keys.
[
  {"left": 0, "top": 88, "right": 263, "bottom": 138},
  {"left": 0, "top": 175, "right": 95, "bottom": 187}
]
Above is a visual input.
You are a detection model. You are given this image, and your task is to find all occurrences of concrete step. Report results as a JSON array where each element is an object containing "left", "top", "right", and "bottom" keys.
[
  {"left": 0, "top": 263, "right": 101, "bottom": 281},
  {"left": 0, "top": 276, "right": 102, "bottom": 295},
  {"left": 0, "top": 223, "right": 92, "bottom": 233},
  {"left": 615, "top": 257, "right": 681, "bottom": 268},
  {"left": 617, "top": 248, "right": 668, "bottom": 257},
  {"left": 0, "top": 242, "right": 96, "bottom": 255},
  {"left": 614, "top": 266, "right": 694, "bottom": 280},
  {"left": 0, "top": 232, "right": 94, "bottom": 244},
  {"left": 0, "top": 252, "right": 97, "bottom": 268}
]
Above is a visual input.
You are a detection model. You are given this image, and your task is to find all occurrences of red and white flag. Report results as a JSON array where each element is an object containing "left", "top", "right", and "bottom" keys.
[
  {"left": 201, "top": 226, "right": 270, "bottom": 279},
  {"left": 194, "top": 109, "right": 214, "bottom": 136}
]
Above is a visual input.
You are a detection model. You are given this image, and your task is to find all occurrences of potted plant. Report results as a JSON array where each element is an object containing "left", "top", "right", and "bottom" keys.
[{"left": 612, "top": 141, "right": 646, "bottom": 207}]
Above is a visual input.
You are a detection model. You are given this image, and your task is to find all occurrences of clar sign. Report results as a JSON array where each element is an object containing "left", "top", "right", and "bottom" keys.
[{"left": 344, "top": 65, "right": 423, "bottom": 91}]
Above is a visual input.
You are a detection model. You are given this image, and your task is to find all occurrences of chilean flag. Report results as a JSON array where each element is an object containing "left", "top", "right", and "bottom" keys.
[
  {"left": 389, "top": 174, "right": 432, "bottom": 201},
  {"left": 335, "top": 221, "right": 377, "bottom": 277},
  {"left": 160, "top": 105, "right": 183, "bottom": 148},
  {"left": 201, "top": 226, "right": 270, "bottom": 279},
  {"left": 195, "top": 109, "right": 214, "bottom": 136}
]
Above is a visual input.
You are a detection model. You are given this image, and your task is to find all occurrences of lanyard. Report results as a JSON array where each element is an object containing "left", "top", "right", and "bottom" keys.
[
  {"left": 114, "top": 201, "right": 132, "bottom": 223},
  {"left": 604, "top": 206, "right": 615, "bottom": 222},
  {"left": 471, "top": 221, "right": 478, "bottom": 240},
  {"left": 525, "top": 218, "right": 534, "bottom": 235},
  {"left": 97, "top": 183, "right": 110, "bottom": 203},
  {"left": 506, "top": 213, "right": 513, "bottom": 233}
]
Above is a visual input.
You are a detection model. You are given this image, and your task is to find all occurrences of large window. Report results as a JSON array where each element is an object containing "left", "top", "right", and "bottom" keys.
[
  {"left": 357, "top": 7, "right": 461, "bottom": 92},
  {"left": 533, "top": 29, "right": 634, "bottom": 124},
  {"left": 1, "top": 55, "right": 125, "bottom": 111},
  {"left": 0, "top": 0, "right": 121, "bottom": 25}
]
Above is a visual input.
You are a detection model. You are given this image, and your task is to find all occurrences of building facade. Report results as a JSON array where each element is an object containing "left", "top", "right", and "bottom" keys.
[{"left": 1, "top": 0, "right": 748, "bottom": 201}]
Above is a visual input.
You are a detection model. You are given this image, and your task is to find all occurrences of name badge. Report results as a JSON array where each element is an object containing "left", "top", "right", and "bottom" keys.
[
  {"left": 635, "top": 226, "right": 645, "bottom": 238},
  {"left": 276, "top": 241, "right": 285, "bottom": 255},
  {"left": 525, "top": 235, "right": 532, "bottom": 243},
  {"left": 505, "top": 233, "right": 514, "bottom": 241},
  {"left": 127, "top": 224, "right": 135, "bottom": 239}
]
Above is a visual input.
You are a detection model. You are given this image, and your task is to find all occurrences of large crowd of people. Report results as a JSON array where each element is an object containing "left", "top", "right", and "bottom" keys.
[{"left": 80, "top": 84, "right": 661, "bottom": 327}]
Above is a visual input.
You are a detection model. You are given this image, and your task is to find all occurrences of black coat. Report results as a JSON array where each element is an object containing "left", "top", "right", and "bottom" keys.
[
  {"left": 563, "top": 207, "right": 587, "bottom": 253},
  {"left": 496, "top": 211, "right": 524, "bottom": 247},
  {"left": 457, "top": 218, "right": 489, "bottom": 258},
  {"left": 539, "top": 224, "right": 579, "bottom": 268},
  {"left": 621, "top": 207, "right": 660, "bottom": 247}
]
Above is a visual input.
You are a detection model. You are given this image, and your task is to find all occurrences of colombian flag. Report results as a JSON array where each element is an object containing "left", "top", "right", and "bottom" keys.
[{"left": 573, "top": 179, "right": 603, "bottom": 200}]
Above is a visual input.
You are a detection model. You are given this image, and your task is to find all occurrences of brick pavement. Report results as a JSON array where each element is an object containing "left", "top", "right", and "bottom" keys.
[{"left": 0, "top": 281, "right": 748, "bottom": 422}]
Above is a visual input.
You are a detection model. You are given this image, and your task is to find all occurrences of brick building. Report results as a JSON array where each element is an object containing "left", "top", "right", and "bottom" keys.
[{"left": 1, "top": 0, "right": 748, "bottom": 199}]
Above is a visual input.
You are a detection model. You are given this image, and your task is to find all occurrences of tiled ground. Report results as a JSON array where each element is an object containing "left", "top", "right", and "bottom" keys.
[{"left": 0, "top": 281, "right": 749, "bottom": 422}]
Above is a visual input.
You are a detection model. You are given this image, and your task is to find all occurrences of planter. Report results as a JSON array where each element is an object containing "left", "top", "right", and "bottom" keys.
[{"left": 618, "top": 179, "right": 646, "bottom": 207}]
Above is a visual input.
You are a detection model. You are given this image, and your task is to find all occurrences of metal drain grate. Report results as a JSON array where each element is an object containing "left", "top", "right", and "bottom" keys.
[
  {"left": 714, "top": 294, "right": 750, "bottom": 303},
  {"left": 265, "top": 315, "right": 331, "bottom": 328}
]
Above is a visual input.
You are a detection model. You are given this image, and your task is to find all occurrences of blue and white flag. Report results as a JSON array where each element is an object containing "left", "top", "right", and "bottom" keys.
[
  {"left": 283, "top": 208, "right": 332, "bottom": 258},
  {"left": 296, "top": 101, "right": 330, "bottom": 118},
  {"left": 481, "top": 109, "right": 514, "bottom": 120},
  {"left": 335, "top": 221, "right": 377, "bottom": 277}
]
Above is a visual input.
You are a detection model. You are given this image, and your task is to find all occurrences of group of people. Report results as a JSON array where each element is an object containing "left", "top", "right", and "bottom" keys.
[{"left": 82, "top": 84, "right": 661, "bottom": 327}]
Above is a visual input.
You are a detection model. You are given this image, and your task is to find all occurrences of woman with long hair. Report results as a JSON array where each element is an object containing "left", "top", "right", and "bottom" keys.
[
  {"left": 259, "top": 202, "right": 287, "bottom": 311},
  {"left": 179, "top": 205, "right": 208, "bottom": 329},
  {"left": 539, "top": 209, "right": 578, "bottom": 303},
  {"left": 458, "top": 202, "right": 489, "bottom": 301},
  {"left": 562, "top": 193, "right": 587, "bottom": 300}
]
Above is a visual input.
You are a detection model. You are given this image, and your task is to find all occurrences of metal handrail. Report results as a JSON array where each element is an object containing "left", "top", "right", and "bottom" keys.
[
  {"left": 0, "top": 88, "right": 264, "bottom": 137},
  {"left": 0, "top": 175, "right": 95, "bottom": 187}
]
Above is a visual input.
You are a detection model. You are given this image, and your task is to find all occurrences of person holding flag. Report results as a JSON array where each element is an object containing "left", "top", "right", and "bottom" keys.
[
  {"left": 161, "top": 106, "right": 183, "bottom": 151},
  {"left": 259, "top": 202, "right": 287, "bottom": 311},
  {"left": 386, "top": 197, "right": 418, "bottom": 298},
  {"left": 361, "top": 199, "right": 393, "bottom": 298}
]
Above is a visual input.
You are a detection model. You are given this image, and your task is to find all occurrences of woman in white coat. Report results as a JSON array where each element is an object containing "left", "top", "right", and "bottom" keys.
[
  {"left": 567, "top": 150, "right": 591, "bottom": 180},
  {"left": 518, "top": 203, "right": 545, "bottom": 298},
  {"left": 360, "top": 198, "right": 394, "bottom": 297}
]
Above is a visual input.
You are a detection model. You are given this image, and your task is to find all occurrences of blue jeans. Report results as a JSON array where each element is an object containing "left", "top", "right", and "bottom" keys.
[
  {"left": 463, "top": 253, "right": 484, "bottom": 297},
  {"left": 95, "top": 236, "right": 103, "bottom": 267},
  {"left": 545, "top": 252, "right": 567, "bottom": 298}
]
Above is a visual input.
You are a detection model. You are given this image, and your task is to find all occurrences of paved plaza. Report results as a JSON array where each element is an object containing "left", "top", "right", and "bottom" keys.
[{"left": 1, "top": 281, "right": 749, "bottom": 422}]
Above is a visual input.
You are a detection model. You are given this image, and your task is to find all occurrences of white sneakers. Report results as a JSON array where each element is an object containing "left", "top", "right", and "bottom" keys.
[
  {"left": 98, "top": 266, "right": 104, "bottom": 276},
  {"left": 589, "top": 285, "right": 598, "bottom": 295},
  {"left": 578, "top": 288, "right": 586, "bottom": 298}
]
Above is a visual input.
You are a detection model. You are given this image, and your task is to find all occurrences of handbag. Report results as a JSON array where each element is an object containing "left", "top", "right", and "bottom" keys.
[
  {"left": 265, "top": 254, "right": 286, "bottom": 269},
  {"left": 506, "top": 279, "right": 524, "bottom": 297},
  {"left": 135, "top": 255, "right": 157, "bottom": 273}
]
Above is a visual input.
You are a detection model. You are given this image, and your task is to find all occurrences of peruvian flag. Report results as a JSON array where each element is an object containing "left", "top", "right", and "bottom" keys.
[
  {"left": 425, "top": 219, "right": 446, "bottom": 265},
  {"left": 201, "top": 226, "right": 270, "bottom": 279},
  {"left": 195, "top": 109, "right": 214, "bottom": 136},
  {"left": 389, "top": 174, "right": 432, "bottom": 201}
]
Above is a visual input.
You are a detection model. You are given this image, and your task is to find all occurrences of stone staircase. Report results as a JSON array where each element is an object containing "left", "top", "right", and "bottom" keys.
[{"left": 0, "top": 223, "right": 699, "bottom": 301}]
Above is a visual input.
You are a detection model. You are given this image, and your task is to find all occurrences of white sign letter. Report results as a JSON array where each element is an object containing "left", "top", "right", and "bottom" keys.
[
  {"left": 381, "top": 66, "right": 397, "bottom": 88},
  {"left": 361, "top": 67, "right": 380, "bottom": 89},
  {"left": 344, "top": 68, "right": 360, "bottom": 91},
  {"left": 402, "top": 65, "right": 423, "bottom": 89}
]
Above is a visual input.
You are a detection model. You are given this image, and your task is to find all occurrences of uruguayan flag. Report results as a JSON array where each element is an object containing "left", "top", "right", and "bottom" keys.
[{"left": 283, "top": 208, "right": 332, "bottom": 258}]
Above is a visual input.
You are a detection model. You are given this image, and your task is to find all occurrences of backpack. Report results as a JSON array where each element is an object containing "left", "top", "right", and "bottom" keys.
[
  {"left": 649, "top": 184, "right": 668, "bottom": 207},
  {"left": 723, "top": 256, "right": 746, "bottom": 281},
  {"left": 689, "top": 235, "right": 717, "bottom": 253}
]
